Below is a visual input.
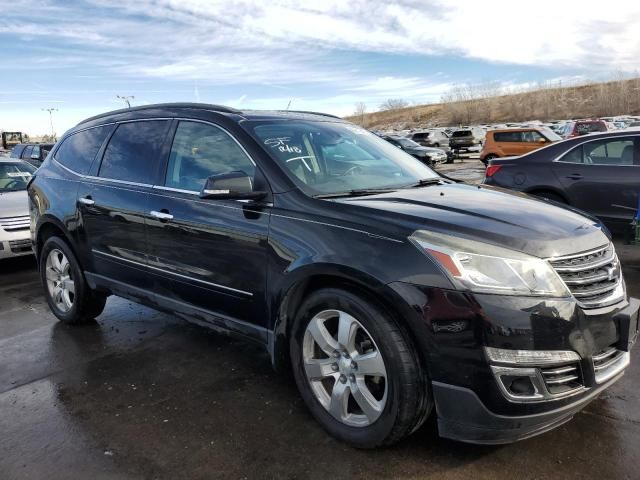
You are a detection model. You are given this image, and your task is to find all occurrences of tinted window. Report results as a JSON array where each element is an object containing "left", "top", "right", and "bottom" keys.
[
  {"left": 452, "top": 130, "right": 472, "bottom": 137},
  {"left": 493, "top": 132, "right": 522, "bottom": 142},
  {"left": 165, "top": 121, "right": 254, "bottom": 191},
  {"left": 99, "top": 121, "right": 169, "bottom": 183},
  {"left": 412, "top": 133, "right": 429, "bottom": 140},
  {"left": 56, "top": 126, "right": 112, "bottom": 175},
  {"left": 21, "top": 145, "right": 33, "bottom": 159}
]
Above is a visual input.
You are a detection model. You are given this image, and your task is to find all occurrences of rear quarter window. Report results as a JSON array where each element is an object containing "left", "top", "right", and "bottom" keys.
[{"left": 55, "top": 125, "right": 113, "bottom": 175}]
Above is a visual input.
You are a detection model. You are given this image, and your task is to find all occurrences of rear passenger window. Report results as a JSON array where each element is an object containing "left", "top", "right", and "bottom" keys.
[
  {"left": 494, "top": 132, "right": 522, "bottom": 142},
  {"left": 560, "top": 146, "right": 584, "bottom": 163},
  {"left": 164, "top": 121, "right": 255, "bottom": 192},
  {"left": 99, "top": 121, "right": 170, "bottom": 184},
  {"left": 21, "top": 146, "right": 33, "bottom": 159},
  {"left": 55, "top": 126, "right": 112, "bottom": 175}
]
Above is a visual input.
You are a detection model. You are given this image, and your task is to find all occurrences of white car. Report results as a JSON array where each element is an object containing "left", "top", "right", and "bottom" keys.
[{"left": 0, "top": 158, "right": 36, "bottom": 259}]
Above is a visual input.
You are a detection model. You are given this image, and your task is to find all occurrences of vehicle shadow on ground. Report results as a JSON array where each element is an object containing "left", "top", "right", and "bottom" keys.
[{"left": 47, "top": 316, "right": 501, "bottom": 479}]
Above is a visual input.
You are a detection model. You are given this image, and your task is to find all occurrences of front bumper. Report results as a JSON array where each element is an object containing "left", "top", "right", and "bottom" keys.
[
  {"left": 432, "top": 371, "right": 624, "bottom": 444},
  {"left": 387, "top": 282, "right": 637, "bottom": 444},
  {"left": 0, "top": 230, "right": 33, "bottom": 259}
]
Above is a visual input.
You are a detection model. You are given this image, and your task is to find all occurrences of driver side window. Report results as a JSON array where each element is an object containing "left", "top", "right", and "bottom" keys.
[{"left": 165, "top": 121, "right": 255, "bottom": 191}]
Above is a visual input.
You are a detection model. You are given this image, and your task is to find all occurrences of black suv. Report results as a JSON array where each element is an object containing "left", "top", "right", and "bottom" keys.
[{"left": 29, "top": 104, "right": 638, "bottom": 447}]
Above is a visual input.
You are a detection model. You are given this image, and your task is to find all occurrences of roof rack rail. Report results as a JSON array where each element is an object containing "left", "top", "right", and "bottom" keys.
[
  {"left": 276, "top": 110, "right": 342, "bottom": 119},
  {"left": 76, "top": 103, "right": 240, "bottom": 126}
]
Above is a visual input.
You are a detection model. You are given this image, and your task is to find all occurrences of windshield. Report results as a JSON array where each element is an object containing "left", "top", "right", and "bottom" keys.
[
  {"left": 395, "top": 137, "right": 420, "bottom": 148},
  {"left": 245, "top": 121, "right": 438, "bottom": 195},
  {"left": 540, "top": 127, "right": 562, "bottom": 141},
  {"left": 0, "top": 161, "right": 36, "bottom": 192}
]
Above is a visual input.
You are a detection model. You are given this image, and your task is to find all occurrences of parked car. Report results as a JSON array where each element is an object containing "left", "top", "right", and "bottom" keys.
[
  {"left": 408, "top": 130, "right": 450, "bottom": 148},
  {"left": 30, "top": 103, "right": 637, "bottom": 448},
  {"left": 480, "top": 127, "right": 561, "bottom": 164},
  {"left": 381, "top": 135, "right": 447, "bottom": 165},
  {"left": 0, "top": 158, "right": 36, "bottom": 259},
  {"left": 561, "top": 120, "right": 608, "bottom": 138},
  {"left": 448, "top": 128, "right": 485, "bottom": 156},
  {"left": 483, "top": 131, "right": 640, "bottom": 235},
  {"left": 10, "top": 143, "right": 55, "bottom": 167}
]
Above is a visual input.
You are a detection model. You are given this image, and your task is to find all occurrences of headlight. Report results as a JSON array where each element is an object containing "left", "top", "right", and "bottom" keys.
[{"left": 409, "top": 230, "right": 570, "bottom": 297}]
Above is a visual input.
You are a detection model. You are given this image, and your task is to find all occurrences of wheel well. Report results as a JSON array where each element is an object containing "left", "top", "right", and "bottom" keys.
[
  {"left": 273, "top": 274, "right": 428, "bottom": 376},
  {"left": 36, "top": 222, "right": 67, "bottom": 261}
]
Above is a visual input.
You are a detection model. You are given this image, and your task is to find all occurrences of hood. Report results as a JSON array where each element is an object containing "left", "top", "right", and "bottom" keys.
[
  {"left": 0, "top": 190, "right": 29, "bottom": 218},
  {"left": 334, "top": 183, "right": 609, "bottom": 258}
]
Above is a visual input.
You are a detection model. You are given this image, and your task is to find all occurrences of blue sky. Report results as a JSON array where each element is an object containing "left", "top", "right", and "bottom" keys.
[{"left": 1, "top": 0, "right": 639, "bottom": 136}]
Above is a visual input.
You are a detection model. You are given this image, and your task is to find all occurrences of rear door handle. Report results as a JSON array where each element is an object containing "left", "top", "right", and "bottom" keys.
[
  {"left": 78, "top": 196, "right": 95, "bottom": 206},
  {"left": 150, "top": 210, "right": 173, "bottom": 221},
  {"left": 566, "top": 174, "right": 583, "bottom": 180}
]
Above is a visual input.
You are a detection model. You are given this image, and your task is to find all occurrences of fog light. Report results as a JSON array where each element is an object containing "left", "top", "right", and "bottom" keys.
[
  {"left": 503, "top": 375, "right": 536, "bottom": 396},
  {"left": 485, "top": 347, "right": 581, "bottom": 366}
]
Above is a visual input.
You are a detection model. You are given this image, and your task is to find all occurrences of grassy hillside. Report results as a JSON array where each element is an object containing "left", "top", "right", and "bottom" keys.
[{"left": 347, "top": 77, "right": 640, "bottom": 130}]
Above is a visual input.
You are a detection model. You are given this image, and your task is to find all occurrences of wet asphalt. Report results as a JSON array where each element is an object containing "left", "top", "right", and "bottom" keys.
[{"left": 1, "top": 254, "right": 639, "bottom": 480}]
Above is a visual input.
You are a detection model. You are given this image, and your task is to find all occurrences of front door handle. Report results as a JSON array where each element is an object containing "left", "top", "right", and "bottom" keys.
[
  {"left": 78, "top": 196, "right": 95, "bottom": 206},
  {"left": 566, "top": 174, "right": 583, "bottom": 180},
  {"left": 150, "top": 210, "right": 173, "bottom": 221}
]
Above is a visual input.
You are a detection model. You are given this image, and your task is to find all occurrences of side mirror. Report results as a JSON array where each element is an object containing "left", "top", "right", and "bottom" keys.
[{"left": 199, "top": 171, "right": 266, "bottom": 200}]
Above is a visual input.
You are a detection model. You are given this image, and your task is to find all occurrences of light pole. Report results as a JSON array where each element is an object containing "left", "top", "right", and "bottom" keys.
[
  {"left": 42, "top": 108, "right": 58, "bottom": 139},
  {"left": 116, "top": 95, "right": 135, "bottom": 108}
]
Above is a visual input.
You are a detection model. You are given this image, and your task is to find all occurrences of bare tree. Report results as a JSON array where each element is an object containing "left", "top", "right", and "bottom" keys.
[
  {"left": 353, "top": 102, "right": 368, "bottom": 126},
  {"left": 379, "top": 98, "right": 409, "bottom": 111}
]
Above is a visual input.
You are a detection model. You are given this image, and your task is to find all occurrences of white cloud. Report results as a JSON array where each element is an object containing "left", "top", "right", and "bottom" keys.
[{"left": 2, "top": 0, "right": 640, "bottom": 133}]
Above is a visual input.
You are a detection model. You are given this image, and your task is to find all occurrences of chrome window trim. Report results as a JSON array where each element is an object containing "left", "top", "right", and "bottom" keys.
[
  {"left": 152, "top": 185, "right": 199, "bottom": 195},
  {"left": 92, "top": 249, "right": 253, "bottom": 297},
  {"left": 553, "top": 134, "right": 640, "bottom": 165}
]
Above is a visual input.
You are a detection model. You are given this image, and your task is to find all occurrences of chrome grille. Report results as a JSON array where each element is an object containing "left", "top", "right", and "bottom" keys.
[
  {"left": 541, "top": 363, "right": 583, "bottom": 395},
  {"left": 549, "top": 244, "right": 622, "bottom": 308},
  {"left": 592, "top": 346, "right": 629, "bottom": 383},
  {"left": 0, "top": 215, "right": 30, "bottom": 231}
]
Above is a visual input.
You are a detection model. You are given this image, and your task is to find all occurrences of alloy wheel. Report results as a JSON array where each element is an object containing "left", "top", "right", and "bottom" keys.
[
  {"left": 45, "top": 248, "right": 75, "bottom": 313},
  {"left": 302, "top": 309, "right": 388, "bottom": 427}
]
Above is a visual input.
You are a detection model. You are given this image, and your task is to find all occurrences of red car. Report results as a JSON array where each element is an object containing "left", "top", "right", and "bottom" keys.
[{"left": 561, "top": 120, "right": 608, "bottom": 138}]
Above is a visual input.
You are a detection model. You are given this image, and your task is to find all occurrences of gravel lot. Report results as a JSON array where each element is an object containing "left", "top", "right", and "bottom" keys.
[{"left": 1, "top": 174, "right": 639, "bottom": 479}]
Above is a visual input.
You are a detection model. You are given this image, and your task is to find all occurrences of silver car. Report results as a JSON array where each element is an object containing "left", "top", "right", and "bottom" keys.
[{"left": 0, "top": 158, "right": 36, "bottom": 259}]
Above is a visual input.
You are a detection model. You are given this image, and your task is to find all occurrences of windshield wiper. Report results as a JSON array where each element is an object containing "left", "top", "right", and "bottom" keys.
[
  {"left": 402, "top": 177, "right": 447, "bottom": 188},
  {"left": 314, "top": 188, "right": 397, "bottom": 199}
]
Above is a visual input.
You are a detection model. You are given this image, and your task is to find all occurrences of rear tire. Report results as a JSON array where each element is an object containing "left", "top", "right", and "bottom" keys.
[
  {"left": 40, "top": 236, "right": 107, "bottom": 324},
  {"left": 290, "top": 288, "right": 431, "bottom": 448}
]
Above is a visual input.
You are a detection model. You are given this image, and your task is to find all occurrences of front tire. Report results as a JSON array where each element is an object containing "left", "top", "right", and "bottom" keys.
[
  {"left": 290, "top": 288, "right": 431, "bottom": 448},
  {"left": 40, "top": 236, "right": 107, "bottom": 324}
]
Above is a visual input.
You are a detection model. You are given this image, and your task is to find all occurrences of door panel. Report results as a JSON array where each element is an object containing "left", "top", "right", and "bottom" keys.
[
  {"left": 78, "top": 181, "right": 153, "bottom": 289},
  {"left": 77, "top": 120, "right": 172, "bottom": 288},
  {"left": 553, "top": 138, "right": 639, "bottom": 230},
  {"left": 146, "top": 191, "right": 270, "bottom": 323},
  {"left": 145, "top": 120, "right": 270, "bottom": 326}
]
